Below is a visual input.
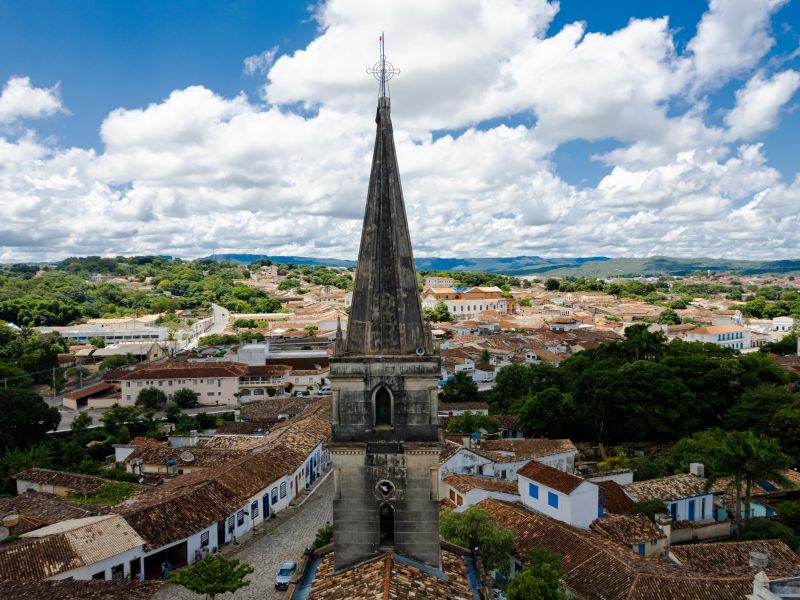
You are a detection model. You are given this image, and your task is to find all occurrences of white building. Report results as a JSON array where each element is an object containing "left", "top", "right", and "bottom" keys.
[
  {"left": 623, "top": 473, "right": 716, "bottom": 523},
  {"left": 440, "top": 473, "right": 519, "bottom": 510},
  {"left": 686, "top": 325, "right": 752, "bottom": 350},
  {"left": 424, "top": 276, "right": 455, "bottom": 288},
  {"left": 517, "top": 460, "right": 600, "bottom": 529},
  {"left": 1, "top": 515, "right": 146, "bottom": 581},
  {"left": 421, "top": 286, "right": 510, "bottom": 321},
  {"left": 772, "top": 317, "right": 795, "bottom": 333}
]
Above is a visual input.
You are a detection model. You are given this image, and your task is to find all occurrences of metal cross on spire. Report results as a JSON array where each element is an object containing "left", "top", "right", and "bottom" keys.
[{"left": 366, "top": 33, "right": 400, "bottom": 97}]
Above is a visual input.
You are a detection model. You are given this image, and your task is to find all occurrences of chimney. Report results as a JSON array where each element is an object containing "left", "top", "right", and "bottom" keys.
[
  {"left": 690, "top": 462, "right": 705, "bottom": 478},
  {"left": 749, "top": 551, "right": 769, "bottom": 568},
  {"left": 655, "top": 513, "right": 672, "bottom": 547}
]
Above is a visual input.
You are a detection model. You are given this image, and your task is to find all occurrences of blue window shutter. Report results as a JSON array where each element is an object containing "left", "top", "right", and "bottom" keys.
[
  {"left": 547, "top": 491, "right": 558, "bottom": 509},
  {"left": 529, "top": 482, "right": 539, "bottom": 499},
  {"left": 638, "top": 544, "right": 645, "bottom": 556}
]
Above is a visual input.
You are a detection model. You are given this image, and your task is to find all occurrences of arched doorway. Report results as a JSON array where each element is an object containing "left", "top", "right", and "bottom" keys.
[
  {"left": 379, "top": 503, "right": 394, "bottom": 547},
  {"left": 374, "top": 386, "right": 392, "bottom": 426}
]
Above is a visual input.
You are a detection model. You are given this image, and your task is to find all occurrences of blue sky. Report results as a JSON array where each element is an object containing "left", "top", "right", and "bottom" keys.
[{"left": 0, "top": 0, "right": 799, "bottom": 261}]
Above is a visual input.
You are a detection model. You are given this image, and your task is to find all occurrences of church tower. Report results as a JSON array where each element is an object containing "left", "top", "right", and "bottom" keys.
[{"left": 329, "top": 39, "right": 441, "bottom": 572}]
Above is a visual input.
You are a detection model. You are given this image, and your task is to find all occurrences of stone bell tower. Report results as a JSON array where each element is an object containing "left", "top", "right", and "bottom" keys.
[{"left": 329, "top": 38, "right": 441, "bottom": 572}]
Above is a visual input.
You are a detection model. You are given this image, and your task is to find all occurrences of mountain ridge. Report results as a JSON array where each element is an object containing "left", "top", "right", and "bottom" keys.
[{"left": 208, "top": 254, "right": 800, "bottom": 277}]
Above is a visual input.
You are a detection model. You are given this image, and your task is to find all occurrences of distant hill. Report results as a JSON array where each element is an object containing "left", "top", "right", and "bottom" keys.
[{"left": 207, "top": 253, "right": 800, "bottom": 277}]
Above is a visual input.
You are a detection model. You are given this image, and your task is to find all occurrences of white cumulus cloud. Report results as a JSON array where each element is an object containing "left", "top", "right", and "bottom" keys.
[{"left": 0, "top": 76, "right": 64, "bottom": 125}]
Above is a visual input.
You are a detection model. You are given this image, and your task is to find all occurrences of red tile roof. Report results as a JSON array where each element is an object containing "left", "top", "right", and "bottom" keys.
[
  {"left": 443, "top": 474, "right": 519, "bottom": 495},
  {"left": 517, "top": 461, "right": 587, "bottom": 494},
  {"left": 481, "top": 438, "right": 576, "bottom": 459},
  {"left": 478, "top": 498, "right": 800, "bottom": 600}
]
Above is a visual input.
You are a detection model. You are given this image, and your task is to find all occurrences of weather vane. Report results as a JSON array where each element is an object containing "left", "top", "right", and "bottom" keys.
[{"left": 366, "top": 33, "right": 400, "bottom": 97}]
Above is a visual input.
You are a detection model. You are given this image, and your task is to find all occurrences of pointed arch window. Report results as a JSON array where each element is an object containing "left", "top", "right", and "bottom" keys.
[
  {"left": 375, "top": 386, "right": 392, "bottom": 426},
  {"left": 379, "top": 502, "right": 394, "bottom": 546}
]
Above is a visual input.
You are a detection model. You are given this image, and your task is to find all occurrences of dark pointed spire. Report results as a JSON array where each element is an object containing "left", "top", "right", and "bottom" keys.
[{"left": 345, "top": 59, "right": 428, "bottom": 356}]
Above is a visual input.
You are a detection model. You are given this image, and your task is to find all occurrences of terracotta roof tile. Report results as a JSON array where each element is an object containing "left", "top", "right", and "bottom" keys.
[
  {"left": 517, "top": 460, "right": 586, "bottom": 494},
  {"left": 0, "top": 579, "right": 161, "bottom": 600},
  {"left": 308, "top": 549, "right": 475, "bottom": 600},
  {"left": 591, "top": 513, "right": 665, "bottom": 546},
  {"left": 478, "top": 499, "right": 797, "bottom": 600},
  {"left": 122, "top": 446, "right": 246, "bottom": 468},
  {"left": 13, "top": 468, "right": 113, "bottom": 495},
  {"left": 0, "top": 492, "right": 104, "bottom": 534},
  {"left": 669, "top": 540, "right": 800, "bottom": 578},
  {"left": 443, "top": 474, "right": 519, "bottom": 495},
  {"left": 0, "top": 515, "right": 144, "bottom": 581},
  {"left": 481, "top": 438, "right": 576, "bottom": 459},
  {"left": 598, "top": 480, "right": 634, "bottom": 515},
  {"left": 623, "top": 474, "right": 709, "bottom": 503}
]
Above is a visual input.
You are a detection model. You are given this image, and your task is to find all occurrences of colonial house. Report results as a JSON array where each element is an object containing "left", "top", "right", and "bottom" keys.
[
  {"left": 517, "top": 460, "right": 600, "bottom": 529},
  {"left": 421, "top": 286, "right": 510, "bottom": 321},
  {"left": 0, "top": 515, "right": 145, "bottom": 582},
  {"left": 623, "top": 473, "right": 716, "bottom": 524},
  {"left": 118, "top": 362, "right": 246, "bottom": 406},
  {"left": 15, "top": 469, "right": 114, "bottom": 498},
  {"left": 685, "top": 324, "right": 752, "bottom": 350},
  {"left": 440, "top": 474, "right": 519, "bottom": 510},
  {"left": 591, "top": 513, "right": 667, "bottom": 557},
  {"left": 480, "top": 439, "right": 577, "bottom": 473},
  {"left": 122, "top": 447, "right": 246, "bottom": 477}
]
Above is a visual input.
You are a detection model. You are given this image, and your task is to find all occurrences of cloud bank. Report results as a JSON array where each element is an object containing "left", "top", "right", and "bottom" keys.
[{"left": 0, "top": 0, "right": 798, "bottom": 262}]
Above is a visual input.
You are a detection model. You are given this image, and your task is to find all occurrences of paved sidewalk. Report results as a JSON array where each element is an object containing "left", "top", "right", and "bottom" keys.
[{"left": 155, "top": 474, "right": 333, "bottom": 600}]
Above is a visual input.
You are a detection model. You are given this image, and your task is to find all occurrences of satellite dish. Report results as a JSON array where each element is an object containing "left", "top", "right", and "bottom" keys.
[
  {"left": 181, "top": 451, "right": 195, "bottom": 463},
  {"left": 415, "top": 347, "right": 425, "bottom": 356},
  {"left": 479, "top": 428, "right": 488, "bottom": 435}
]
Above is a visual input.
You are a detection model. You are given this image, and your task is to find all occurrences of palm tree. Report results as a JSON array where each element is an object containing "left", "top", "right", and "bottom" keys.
[
  {"left": 707, "top": 431, "right": 792, "bottom": 536},
  {"left": 740, "top": 433, "right": 791, "bottom": 526},
  {"left": 479, "top": 349, "right": 492, "bottom": 365}
]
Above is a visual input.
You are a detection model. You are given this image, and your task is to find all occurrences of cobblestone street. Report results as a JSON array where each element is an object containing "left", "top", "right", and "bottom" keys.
[{"left": 155, "top": 473, "right": 333, "bottom": 600}]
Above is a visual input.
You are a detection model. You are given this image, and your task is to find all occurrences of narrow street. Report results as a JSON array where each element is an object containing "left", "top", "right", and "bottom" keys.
[{"left": 155, "top": 473, "right": 333, "bottom": 600}]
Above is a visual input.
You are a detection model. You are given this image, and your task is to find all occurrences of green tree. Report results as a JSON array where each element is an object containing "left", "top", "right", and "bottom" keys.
[
  {"left": 312, "top": 522, "right": 334, "bottom": 549},
  {"left": 88, "top": 336, "right": 106, "bottom": 348},
  {"left": 303, "top": 324, "right": 319, "bottom": 337},
  {"left": 136, "top": 386, "right": 167, "bottom": 410},
  {"left": 441, "top": 371, "right": 480, "bottom": 404},
  {"left": 0, "top": 362, "right": 33, "bottom": 388},
  {"left": 0, "top": 388, "right": 61, "bottom": 450},
  {"left": 165, "top": 404, "right": 182, "bottom": 423},
  {"left": 70, "top": 411, "right": 93, "bottom": 434},
  {"left": 705, "top": 431, "right": 792, "bottom": 534},
  {"left": 440, "top": 506, "right": 516, "bottom": 576},
  {"left": 739, "top": 519, "right": 800, "bottom": 551},
  {"left": 173, "top": 388, "right": 199, "bottom": 409},
  {"left": 518, "top": 388, "right": 571, "bottom": 438},
  {"left": 657, "top": 308, "right": 681, "bottom": 325},
  {"left": 100, "top": 353, "right": 137, "bottom": 371},
  {"left": 761, "top": 332, "right": 799, "bottom": 356},
  {"left": 770, "top": 400, "right": 800, "bottom": 461},
  {"left": 101, "top": 404, "right": 142, "bottom": 438},
  {"left": 447, "top": 411, "right": 500, "bottom": 435},
  {"left": 169, "top": 555, "right": 255, "bottom": 599},
  {"left": 479, "top": 349, "right": 492, "bottom": 364},
  {"left": 725, "top": 384, "right": 795, "bottom": 434},
  {"left": 630, "top": 500, "right": 668, "bottom": 522},
  {"left": 544, "top": 278, "right": 560, "bottom": 291},
  {"left": 507, "top": 548, "right": 567, "bottom": 600},
  {"left": 777, "top": 501, "right": 800, "bottom": 533},
  {"left": 422, "top": 300, "right": 454, "bottom": 323}
]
